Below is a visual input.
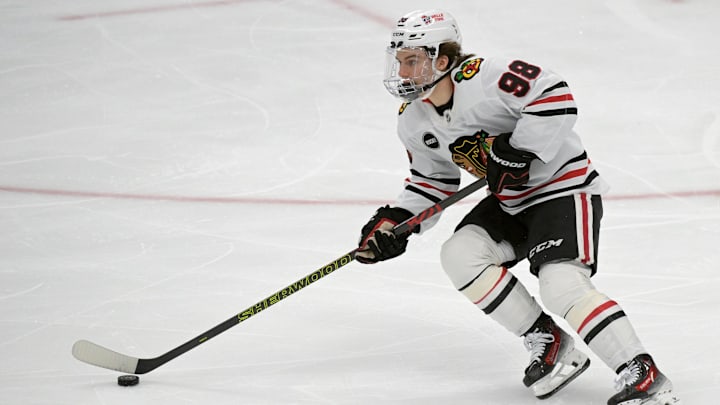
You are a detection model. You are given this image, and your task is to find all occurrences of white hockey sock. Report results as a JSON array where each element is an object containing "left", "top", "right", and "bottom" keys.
[
  {"left": 441, "top": 225, "right": 542, "bottom": 336},
  {"left": 565, "top": 290, "right": 646, "bottom": 371},
  {"left": 539, "top": 261, "right": 646, "bottom": 371},
  {"left": 459, "top": 265, "right": 543, "bottom": 336}
]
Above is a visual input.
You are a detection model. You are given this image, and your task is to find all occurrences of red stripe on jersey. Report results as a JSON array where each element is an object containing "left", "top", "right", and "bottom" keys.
[
  {"left": 495, "top": 163, "right": 589, "bottom": 201},
  {"left": 473, "top": 267, "right": 508, "bottom": 305},
  {"left": 526, "top": 94, "right": 574, "bottom": 107},
  {"left": 580, "top": 194, "right": 591, "bottom": 264},
  {"left": 577, "top": 300, "right": 618, "bottom": 333},
  {"left": 404, "top": 178, "right": 455, "bottom": 196}
]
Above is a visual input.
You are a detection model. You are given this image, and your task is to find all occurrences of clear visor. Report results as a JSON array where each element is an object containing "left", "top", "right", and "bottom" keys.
[{"left": 383, "top": 47, "right": 437, "bottom": 102}]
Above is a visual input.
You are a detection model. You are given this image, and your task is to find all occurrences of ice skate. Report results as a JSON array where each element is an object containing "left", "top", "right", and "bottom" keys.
[
  {"left": 608, "top": 354, "right": 681, "bottom": 405},
  {"left": 523, "top": 315, "right": 590, "bottom": 399}
]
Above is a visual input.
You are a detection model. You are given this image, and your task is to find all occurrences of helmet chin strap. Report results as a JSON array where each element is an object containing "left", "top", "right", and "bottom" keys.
[{"left": 419, "top": 69, "right": 453, "bottom": 100}]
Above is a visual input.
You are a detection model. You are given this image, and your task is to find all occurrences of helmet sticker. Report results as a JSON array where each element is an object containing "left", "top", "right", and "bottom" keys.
[{"left": 421, "top": 13, "right": 445, "bottom": 25}]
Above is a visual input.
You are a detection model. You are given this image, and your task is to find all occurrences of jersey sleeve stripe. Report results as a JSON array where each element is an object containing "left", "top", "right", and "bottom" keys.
[
  {"left": 560, "top": 151, "right": 589, "bottom": 167},
  {"left": 409, "top": 169, "right": 461, "bottom": 185},
  {"left": 526, "top": 94, "right": 574, "bottom": 107},
  {"left": 405, "top": 184, "right": 443, "bottom": 203},
  {"left": 500, "top": 170, "right": 600, "bottom": 208},
  {"left": 523, "top": 108, "right": 578, "bottom": 117},
  {"left": 496, "top": 168, "right": 586, "bottom": 200},
  {"left": 541, "top": 81, "right": 569, "bottom": 94},
  {"left": 496, "top": 165, "right": 589, "bottom": 201},
  {"left": 404, "top": 179, "right": 455, "bottom": 197}
]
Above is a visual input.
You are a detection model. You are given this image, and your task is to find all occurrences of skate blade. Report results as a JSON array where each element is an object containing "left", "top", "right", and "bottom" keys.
[
  {"left": 532, "top": 348, "right": 590, "bottom": 400},
  {"left": 641, "top": 390, "right": 682, "bottom": 405},
  {"left": 614, "top": 386, "right": 681, "bottom": 405}
]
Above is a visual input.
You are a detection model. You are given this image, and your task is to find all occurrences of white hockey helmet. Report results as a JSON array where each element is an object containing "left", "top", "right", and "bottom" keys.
[{"left": 383, "top": 10, "right": 462, "bottom": 101}]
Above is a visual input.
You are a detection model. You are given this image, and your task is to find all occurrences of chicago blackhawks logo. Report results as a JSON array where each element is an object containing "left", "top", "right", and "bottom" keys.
[
  {"left": 449, "top": 130, "right": 494, "bottom": 178},
  {"left": 454, "top": 58, "right": 484, "bottom": 83}
]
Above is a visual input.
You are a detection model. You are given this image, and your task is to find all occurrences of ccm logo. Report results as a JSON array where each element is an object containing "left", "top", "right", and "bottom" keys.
[
  {"left": 490, "top": 150, "right": 527, "bottom": 168},
  {"left": 529, "top": 239, "right": 564, "bottom": 259}
]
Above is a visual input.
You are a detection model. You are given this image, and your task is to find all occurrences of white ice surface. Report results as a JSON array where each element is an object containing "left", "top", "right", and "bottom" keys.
[{"left": 1, "top": 1, "right": 719, "bottom": 404}]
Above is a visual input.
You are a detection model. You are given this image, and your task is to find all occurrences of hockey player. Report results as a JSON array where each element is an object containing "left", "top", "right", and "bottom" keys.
[{"left": 356, "top": 9, "right": 681, "bottom": 405}]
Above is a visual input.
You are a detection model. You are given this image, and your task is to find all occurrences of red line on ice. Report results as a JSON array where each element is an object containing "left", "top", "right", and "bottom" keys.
[
  {"left": 1, "top": 185, "right": 719, "bottom": 206},
  {"left": 57, "top": 0, "right": 394, "bottom": 26},
  {"left": 58, "top": 0, "right": 260, "bottom": 21},
  {"left": 326, "top": 0, "right": 395, "bottom": 27}
]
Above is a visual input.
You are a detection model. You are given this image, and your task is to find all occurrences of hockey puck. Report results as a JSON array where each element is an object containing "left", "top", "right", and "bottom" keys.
[{"left": 117, "top": 374, "right": 139, "bottom": 386}]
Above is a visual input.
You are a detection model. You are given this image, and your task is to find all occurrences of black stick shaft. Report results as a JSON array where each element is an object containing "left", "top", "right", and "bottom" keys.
[
  {"left": 133, "top": 178, "right": 486, "bottom": 374},
  {"left": 393, "top": 178, "right": 486, "bottom": 236}
]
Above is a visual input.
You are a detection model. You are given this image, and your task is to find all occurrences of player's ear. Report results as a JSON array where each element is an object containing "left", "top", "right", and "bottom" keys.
[{"left": 436, "top": 54, "right": 450, "bottom": 72}]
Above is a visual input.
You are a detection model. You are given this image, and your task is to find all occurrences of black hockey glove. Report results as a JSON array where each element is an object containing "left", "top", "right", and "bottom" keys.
[
  {"left": 487, "top": 132, "right": 536, "bottom": 193},
  {"left": 356, "top": 205, "right": 415, "bottom": 264}
]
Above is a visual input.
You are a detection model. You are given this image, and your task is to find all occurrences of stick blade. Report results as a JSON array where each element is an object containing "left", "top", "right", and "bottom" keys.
[{"left": 72, "top": 340, "right": 140, "bottom": 374}]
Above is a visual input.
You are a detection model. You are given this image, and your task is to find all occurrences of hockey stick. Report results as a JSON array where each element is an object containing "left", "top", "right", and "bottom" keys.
[{"left": 72, "top": 178, "right": 487, "bottom": 375}]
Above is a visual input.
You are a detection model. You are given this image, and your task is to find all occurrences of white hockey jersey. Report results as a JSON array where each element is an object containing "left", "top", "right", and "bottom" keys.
[{"left": 394, "top": 56, "right": 608, "bottom": 230}]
